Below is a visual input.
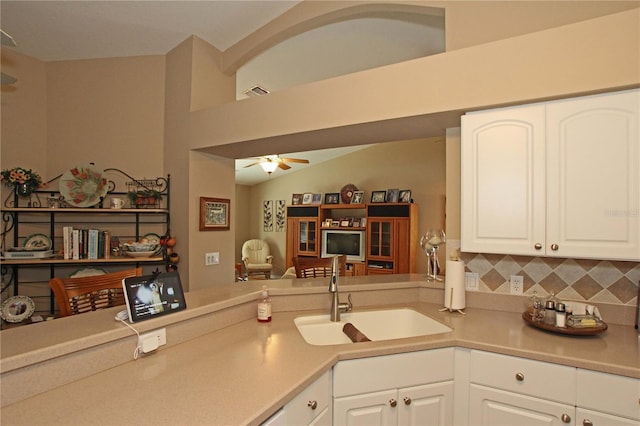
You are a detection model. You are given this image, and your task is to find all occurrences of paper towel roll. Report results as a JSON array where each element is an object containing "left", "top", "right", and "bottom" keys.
[{"left": 444, "top": 260, "right": 466, "bottom": 310}]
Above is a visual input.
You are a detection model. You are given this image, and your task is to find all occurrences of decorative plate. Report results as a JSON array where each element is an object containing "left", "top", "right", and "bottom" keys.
[
  {"left": 59, "top": 164, "right": 109, "bottom": 208},
  {"left": 340, "top": 184, "right": 359, "bottom": 204},
  {"left": 69, "top": 267, "right": 107, "bottom": 278},
  {"left": 141, "top": 233, "right": 161, "bottom": 245},
  {"left": 23, "top": 233, "right": 52, "bottom": 250},
  {"left": 1, "top": 296, "right": 35, "bottom": 323}
]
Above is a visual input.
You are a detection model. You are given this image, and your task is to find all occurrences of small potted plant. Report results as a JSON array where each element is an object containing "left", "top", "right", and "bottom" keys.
[{"left": 1, "top": 166, "right": 46, "bottom": 197}]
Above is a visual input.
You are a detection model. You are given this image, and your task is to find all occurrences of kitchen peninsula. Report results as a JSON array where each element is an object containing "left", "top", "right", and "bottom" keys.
[{"left": 1, "top": 275, "right": 638, "bottom": 425}]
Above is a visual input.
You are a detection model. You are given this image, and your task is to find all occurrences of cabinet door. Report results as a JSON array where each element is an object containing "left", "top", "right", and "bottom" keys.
[
  {"left": 398, "top": 381, "right": 454, "bottom": 426},
  {"left": 469, "top": 384, "right": 575, "bottom": 426},
  {"left": 461, "top": 104, "right": 546, "bottom": 255},
  {"left": 297, "top": 219, "right": 319, "bottom": 256},
  {"left": 576, "top": 408, "right": 639, "bottom": 426},
  {"left": 546, "top": 90, "right": 639, "bottom": 260},
  {"left": 334, "top": 389, "right": 398, "bottom": 426},
  {"left": 368, "top": 219, "right": 394, "bottom": 259}
]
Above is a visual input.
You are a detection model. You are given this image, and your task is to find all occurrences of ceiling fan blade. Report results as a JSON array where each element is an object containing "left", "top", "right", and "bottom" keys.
[
  {"left": 278, "top": 162, "right": 291, "bottom": 170},
  {"left": 1, "top": 30, "right": 16, "bottom": 47},
  {"left": 1, "top": 72, "right": 17, "bottom": 85},
  {"left": 243, "top": 161, "right": 262, "bottom": 168},
  {"left": 279, "top": 157, "right": 309, "bottom": 164}
]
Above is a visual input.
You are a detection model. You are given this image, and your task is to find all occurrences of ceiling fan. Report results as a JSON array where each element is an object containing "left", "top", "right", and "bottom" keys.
[{"left": 244, "top": 155, "right": 310, "bottom": 174}]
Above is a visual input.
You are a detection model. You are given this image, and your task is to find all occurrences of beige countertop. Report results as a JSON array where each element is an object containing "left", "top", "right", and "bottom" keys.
[{"left": 1, "top": 276, "right": 639, "bottom": 425}]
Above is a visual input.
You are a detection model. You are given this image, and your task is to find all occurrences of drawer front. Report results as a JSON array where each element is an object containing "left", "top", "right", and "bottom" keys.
[
  {"left": 577, "top": 369, "right": 640, "bottom": 420},
  {"left": 287, "top": 370, "right": 331, "bottom": 424},
  {"left": 470, "top": 350, "right": 576, "bottom": 404},
  {"left": 334, "top": 348, "right": 454, "bottom": 397}
]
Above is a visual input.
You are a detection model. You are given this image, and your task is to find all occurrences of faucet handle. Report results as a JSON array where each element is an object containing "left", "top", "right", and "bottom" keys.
[{"left": 346, "top": 293, "right": 353, "bottom": 312}]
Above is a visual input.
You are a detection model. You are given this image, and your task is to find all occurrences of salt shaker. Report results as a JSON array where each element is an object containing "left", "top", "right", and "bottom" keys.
[
  {"left": 544, "top": 300, "right": 556, "bottom": 325},
  {"left": 555, "top": 303, "right": 566, "bottom": 328}
]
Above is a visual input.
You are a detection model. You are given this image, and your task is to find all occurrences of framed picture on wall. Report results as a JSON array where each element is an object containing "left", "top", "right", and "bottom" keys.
[{"left": 199, "top": 197, "right": 230, "bottom": 231}]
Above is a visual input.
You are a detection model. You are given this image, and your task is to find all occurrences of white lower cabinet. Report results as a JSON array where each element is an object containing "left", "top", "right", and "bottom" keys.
[
  {"left": 576, "top": 369, "right": 640, "bottom": 425},
  {"left": 333, "top": 348, "right": 454, "bottom": 426},
  {"left": 263, "top": 370, "right": 332, "bottom": 426},
  {"left": 469, "top": 350, "right": 576, "bottom": 425}
]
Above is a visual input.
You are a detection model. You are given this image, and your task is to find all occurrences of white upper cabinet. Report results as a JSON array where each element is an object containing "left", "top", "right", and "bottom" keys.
[{"left": 462, "top": 89, "right": 639, "bottom": 260}]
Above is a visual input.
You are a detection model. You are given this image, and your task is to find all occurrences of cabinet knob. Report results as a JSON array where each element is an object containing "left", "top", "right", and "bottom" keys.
[
  {"left": 403, "top": 397, "right": 412, "bottom": 405},
  {"left": 551, "top": 243, "right": 559, "bottom": 251},
  {"left": 515, "top": 372, "right": 525, "bottom": 381},
  {"left": 582, "top": 420, "right": 593, "bottom": 426},
  {"left": 307, "top": 400, "right": 317, "bottom": 410},
  {"left": 534, "top": 243, "right": 543, "bottom": 250},
  {"left": 561, "top": 413, "right": 571, "bottom": 423},
  {"left": 389, "top": 399, "right": 397, "bottom": 407}
]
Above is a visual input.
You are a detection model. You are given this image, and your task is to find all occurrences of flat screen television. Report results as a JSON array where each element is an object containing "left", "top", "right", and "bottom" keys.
[{"left": 321, "top": 229, "right": 366, "bottom": 262}]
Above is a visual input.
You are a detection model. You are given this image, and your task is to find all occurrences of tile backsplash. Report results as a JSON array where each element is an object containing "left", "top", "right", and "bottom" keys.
[{"left": 460, "top": 252, "right": 640, "bottom": 306}]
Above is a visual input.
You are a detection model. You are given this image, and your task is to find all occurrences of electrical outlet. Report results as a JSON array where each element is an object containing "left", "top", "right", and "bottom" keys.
[
  {"left": 510, "top": 275, "right": 524, "bottom": 294},
  {"left": 138, "top": 328, "right": 166, "bottom": 353},
  {"left": 205, "top": 252, "right": 219, "bottom": 266},
  {"left": 465, "top": 272, "right": 479, "bottom": 291}
]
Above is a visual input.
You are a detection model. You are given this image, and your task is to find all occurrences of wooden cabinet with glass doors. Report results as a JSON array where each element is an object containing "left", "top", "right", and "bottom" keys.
[
  {"left": 366, "top": 203, "right": 418, "bottom": 275},
  {"left": 285, "top": 206, "right": 319, "bottom": 268}
]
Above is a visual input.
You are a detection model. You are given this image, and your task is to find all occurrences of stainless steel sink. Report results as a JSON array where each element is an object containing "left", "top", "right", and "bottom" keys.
[{"left": 294, "top": 308, "right": 452, "bottom": 346}]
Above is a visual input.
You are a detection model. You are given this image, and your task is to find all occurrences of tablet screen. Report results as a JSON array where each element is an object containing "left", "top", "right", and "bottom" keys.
[{"left": 122, "top": 272, "right": 186, "bottom": 323}]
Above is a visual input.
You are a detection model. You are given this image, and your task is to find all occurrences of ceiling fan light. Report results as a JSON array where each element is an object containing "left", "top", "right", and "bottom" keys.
[{"left": 260, "top": 161, "right": 278, "bottom": 174}]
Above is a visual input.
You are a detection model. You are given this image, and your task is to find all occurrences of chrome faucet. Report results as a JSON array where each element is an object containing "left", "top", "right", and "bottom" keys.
[{"left": 329, "top": 255, "right": 352, "bottom": 322}]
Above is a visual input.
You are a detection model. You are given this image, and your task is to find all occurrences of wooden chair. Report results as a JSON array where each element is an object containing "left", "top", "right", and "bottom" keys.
[
  {"left": 49, "top": 267, "right": 142, "bottom": 317},
  {"left": 293, "top": 255, "right": 346, "bottom": 278}
]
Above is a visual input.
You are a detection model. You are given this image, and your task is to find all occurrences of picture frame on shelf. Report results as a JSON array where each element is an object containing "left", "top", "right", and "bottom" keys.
[
  {"left": 312, "top": 193, "right": 322, "bottom": 204},
  {"left": 331, "top": 220, "right": 340, "bottom": 227},
  {"left": 399, "top": 189, "right": 412, "bottom": 203},
  {"left": 340, "top": 220, "right": 350, "bottom": 227},
  {"left": 322, "top": 218, "right": 332, "bottom": 227},
  {"left": 199, "top": 197, "right": 230, "bottom": 231},
  {"left": 371, "top": 190, "right": 386, "bottom": 203},
  {"left": 292, "top": 193, "right": 303, "bottom": 205},
  {"left": 351, "top": 191, "right": 364, "bottom": 204},
  {"left": 302, "top": 193, "right": 313, "bottom": 204},
  {"left": 324, "top": 193, "right": 339, "bottom": 204},
  {"left": 386, "top": 188, "right": 399, "bottom": 203},
  {"left": 352, "top": 218, "right": 361, "bottom": 227},
  {"left": 360, "top": 217, "right": 367, "bottom": 227}
]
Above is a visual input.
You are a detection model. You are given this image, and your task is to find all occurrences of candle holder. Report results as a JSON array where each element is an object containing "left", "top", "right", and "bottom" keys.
[{"left": 419, "top": 229, "right": 446, "bottom": 281}]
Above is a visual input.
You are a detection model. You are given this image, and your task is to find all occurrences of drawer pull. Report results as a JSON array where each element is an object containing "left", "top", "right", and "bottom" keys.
[
  {"left": 404, "top": 397, "right": 412, "bottom": 405},
  {"left": 582, "top": 420, "right": 593, "bottom": 426},
  {"left": 389, "top": 399, "right": 397, "bottom": 407},
  {"left": 551, "top": 243, "right": 559, "bottom": 251},
  {"left": 561, "top": 413, "right": 571, "bottom": 423},
  {"left": 515, "top": 372, "right": 525, "bottom": 381},
  {"left": 534, "top": 243, "right": 543, "bottom": 250},
  {"left": 307, "top": 400, "right": 317, "bottom": 410}
]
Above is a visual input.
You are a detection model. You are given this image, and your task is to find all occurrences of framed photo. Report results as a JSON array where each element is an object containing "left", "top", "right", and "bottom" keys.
[
  {"left": 360, "top": 217, "right": 367, "bottom": 227},
  {"left": 322, "top": 218, "right": 332, "bottom": 227},
  {"left": 312, "top": 193, "right": 322, "bottom": 204},
  {"left": 199, "top": 197, "right": 230, "bottom": 231},
  {"left": 386, "top": 188, "right": 399, "bottom": 203},
  {"left": 302, "top": 193, "right": 313, "bottom": 204},
  {"left": 331, "top": 220, "right": 340, "bottom": 227},
  {"left": 324, "top": 193, "right": 340, "bottom": 204},
  {"left": 371, "top": 190, "right": 386, "bottom": 203},
  {"left": 351, "top": 218, "right": 360, "bottom": 227},
  {"left": 399, "top": 189, "right": 412, "bottom": 203},
  {"left": 292, "top": 193, "right": 303, "bottom": 205},
  {"left": 340, "top": 220, "right": 350, "bottom": 227},
  {"left": 351, "top": 191, "right": 364, "bottom": 204}
]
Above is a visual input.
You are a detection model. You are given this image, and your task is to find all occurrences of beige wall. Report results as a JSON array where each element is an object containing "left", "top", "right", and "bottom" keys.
[
  {"left": 238, "top": 137, "right": 446, "bottom": 276},
  {"left": 1, "top": 2, "right": 638, "bottom": 301}
]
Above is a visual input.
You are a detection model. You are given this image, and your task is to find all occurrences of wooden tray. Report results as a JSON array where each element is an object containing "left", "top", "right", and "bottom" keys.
[{"left": 522, "top": 312, "right": 608, "bottom": 336}]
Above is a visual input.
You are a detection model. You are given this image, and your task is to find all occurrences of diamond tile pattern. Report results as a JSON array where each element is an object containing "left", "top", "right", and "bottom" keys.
[{"left": 460, "top": 252, "right": 640, "bottom": 306}]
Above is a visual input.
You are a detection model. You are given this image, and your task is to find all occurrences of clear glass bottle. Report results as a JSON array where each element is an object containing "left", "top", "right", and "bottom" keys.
[
  {"left": 257, "top": 285, "right": 272, "bottom": 323},
  {"left": 555, "top": 302, "right": 566, "bottom": 328}
]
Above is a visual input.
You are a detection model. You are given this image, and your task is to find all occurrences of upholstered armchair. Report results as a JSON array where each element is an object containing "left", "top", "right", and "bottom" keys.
[{"left": 241, "top": 239, "right": 274, "bottom": 279}]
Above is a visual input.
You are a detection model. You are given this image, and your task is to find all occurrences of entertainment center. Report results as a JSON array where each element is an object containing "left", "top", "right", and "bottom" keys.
[{"left": 285, "top": 202, "right": 418, "bottom": 276}]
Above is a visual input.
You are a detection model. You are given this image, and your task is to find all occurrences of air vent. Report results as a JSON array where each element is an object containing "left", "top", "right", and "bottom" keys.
[{"left": 242, "top": 85, "right": 270, "bottom": 97}]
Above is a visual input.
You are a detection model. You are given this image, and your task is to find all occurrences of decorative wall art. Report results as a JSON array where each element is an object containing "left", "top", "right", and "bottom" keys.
[
  {"left": 276, "top": 200, "right": 286, "bottom": 232},
  {"left": 263, "top": 200, "right": 273, "bottom": 232},
  {"left": 199, "top": 197, "right": 230, "bottom": 231}
]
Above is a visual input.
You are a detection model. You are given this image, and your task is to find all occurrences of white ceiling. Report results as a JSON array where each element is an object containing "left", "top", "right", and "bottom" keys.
[{"left": 1, "top": 1, "right": 444, "bottom": 185}]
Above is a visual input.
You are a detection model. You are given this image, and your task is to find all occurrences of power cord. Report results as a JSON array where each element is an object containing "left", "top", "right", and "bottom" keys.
[{"left": 116, "top": 317, "right": 142, "bottom": 360}]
